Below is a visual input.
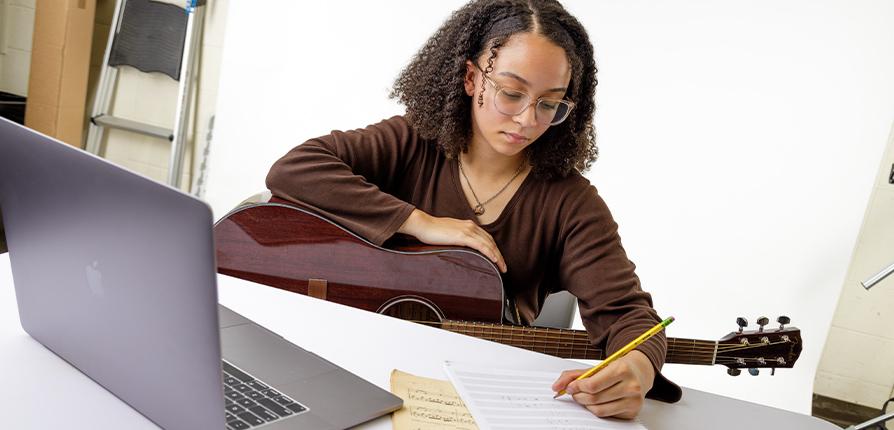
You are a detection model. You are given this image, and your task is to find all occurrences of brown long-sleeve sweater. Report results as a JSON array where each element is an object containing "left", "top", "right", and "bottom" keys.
[{"left": 266, "top": 115, "right": 681, "bottom": 402}]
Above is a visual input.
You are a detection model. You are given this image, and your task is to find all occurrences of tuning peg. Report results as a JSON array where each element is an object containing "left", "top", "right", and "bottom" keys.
[
  {"left": 736, "top": 317, "right": 748, "bottom": 333},
  {"left": 748, "top": 368, "right": 759, "bottom": 376},
  {"left": 777, "top": 316, "right": 790, "bottom": 330},
  {"left": 727, "top": 368, "right": 741, "bottom": 376},
  {"left": 757, "top": 316, "right": 769, "bottom": 333}
]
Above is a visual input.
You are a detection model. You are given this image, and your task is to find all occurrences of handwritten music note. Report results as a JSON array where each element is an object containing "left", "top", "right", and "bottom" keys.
[
  {"left": 443, "top": 361, "right": 648, "bottom": 430},
  {"left": 390, "top": 369, "right": 479, "bottom": 430}
]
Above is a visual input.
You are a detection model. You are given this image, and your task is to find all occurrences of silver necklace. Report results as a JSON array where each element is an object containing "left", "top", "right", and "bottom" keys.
[{"left": 458, "top": 156, "right": 526, "bottom": 216}]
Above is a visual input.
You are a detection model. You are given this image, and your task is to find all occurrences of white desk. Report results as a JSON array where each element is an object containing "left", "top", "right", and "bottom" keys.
[{"left": 0, "top": 254, "right": 840, "bottom": 429}]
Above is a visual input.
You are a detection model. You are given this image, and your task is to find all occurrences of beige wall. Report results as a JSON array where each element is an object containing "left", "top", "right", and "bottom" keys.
[
  {"left": 88, "top": 0, "right": 228, "bottom": 191},
  {"left": 815, "top": 122, "right": 894, "bottom": 408},
  {"left": 0, "top": 0, "right": 36, "bottom": 96}
]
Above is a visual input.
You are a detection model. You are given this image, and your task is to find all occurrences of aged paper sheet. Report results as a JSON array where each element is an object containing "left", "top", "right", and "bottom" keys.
[{"left": 390, "top": 369, "right": 479, "bottom": 430}]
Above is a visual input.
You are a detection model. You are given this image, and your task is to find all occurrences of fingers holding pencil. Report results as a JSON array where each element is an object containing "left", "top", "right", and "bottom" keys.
[
  {"left": 550, "top": 316, "right": 674, "bottom": 420},
  {"left": 553, "top": 316, "right": 674, "bottom": 399},
  {"left": 551, "top": 368, "right": 588, "bottom": 394},
  {"left": 551, "top": 352, "right": 654, "bottom": 420}
]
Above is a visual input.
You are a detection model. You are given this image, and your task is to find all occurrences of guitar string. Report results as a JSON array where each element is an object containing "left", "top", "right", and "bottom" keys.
[
  {"left": 432, "top": 329, "right": 792, "bottom": 364},
  {"left": 415, "top": 320, "right": 791, "bottom": 353},
  {"left": 414, "top": 321, "right": 792, "bottom": 359},
  {"left": 420, "top": 328, "right": 785, "bottom": 354},
  {"left": 418, "top": 319, "right": 794, "bottom": 344},
  {"left": 425, "top": 338, "right": 788, "bottom": 362},
  {"left": 415, "top": 320, "right": 790, "bottom": 344},
  {"left": 450, "top": 332, "right": 784, "bottom": 354},
  {"left": 448, "top": 334, "right": 792, "bottom": 364},
  {"left": 441, "top": 337, "right": 780, "bottom": 357}
]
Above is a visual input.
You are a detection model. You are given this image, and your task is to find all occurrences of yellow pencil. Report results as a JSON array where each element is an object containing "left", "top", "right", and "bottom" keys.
[{"left": 554, "top": 316, "right": 674, "bottom": 398}]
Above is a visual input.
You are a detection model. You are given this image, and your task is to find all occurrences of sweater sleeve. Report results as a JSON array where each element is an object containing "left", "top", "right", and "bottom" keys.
[
  {"left": 558, "top": 185, "right": 681, "bottom": 402},
  {"left": 265, "top": 116, "right": 418, "bottom": 246}
]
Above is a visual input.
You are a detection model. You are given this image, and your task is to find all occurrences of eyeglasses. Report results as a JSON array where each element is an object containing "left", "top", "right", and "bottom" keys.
[{"left": 475, "top": 64, "right": 575, "bottom": 126}]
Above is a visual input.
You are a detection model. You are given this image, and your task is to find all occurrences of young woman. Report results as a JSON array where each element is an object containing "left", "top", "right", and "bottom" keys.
[{"left": 266, "top": 0, "right": 680, "bottom": 419}]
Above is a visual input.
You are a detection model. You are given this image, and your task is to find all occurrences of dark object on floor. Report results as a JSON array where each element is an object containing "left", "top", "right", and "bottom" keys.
[
  {"left": 813, "top": 393, "right": 883, "bottom": 428},
  {"left": 0, "top": 92, "right": 26, "bottom": 125}
]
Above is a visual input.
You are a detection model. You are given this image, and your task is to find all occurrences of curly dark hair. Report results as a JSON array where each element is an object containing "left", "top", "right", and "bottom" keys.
[{"left": 391, "top": 0, "right": 598, "bottom": 180}]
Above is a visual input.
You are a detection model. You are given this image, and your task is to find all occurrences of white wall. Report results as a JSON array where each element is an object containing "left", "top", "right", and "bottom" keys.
[{"left": 205, "top": 0, "right": 894, "bottom": 414}]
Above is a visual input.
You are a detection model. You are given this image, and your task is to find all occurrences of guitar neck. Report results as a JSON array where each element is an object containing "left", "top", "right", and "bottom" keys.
[{"left": 439, "top": 320, "right": 717, "bottom": 365}]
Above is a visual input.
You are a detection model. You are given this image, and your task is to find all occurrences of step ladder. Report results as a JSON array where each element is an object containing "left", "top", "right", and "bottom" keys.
[{"left": 85, "top": 0, "right": 206, "bottom": 189}]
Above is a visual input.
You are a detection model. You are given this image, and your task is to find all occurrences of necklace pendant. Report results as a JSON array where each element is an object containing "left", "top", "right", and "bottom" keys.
[{"left": 473, "top": 204, "right": 486, "bottom": 215}]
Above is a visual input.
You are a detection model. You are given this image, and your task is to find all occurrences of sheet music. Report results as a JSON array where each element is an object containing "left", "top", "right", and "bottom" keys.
[
  {"left": 444, "top": 361, "right": 647, "bottom": 430},
  {"left": 390, "top": 369, "right": 479, "bottom": 430}
]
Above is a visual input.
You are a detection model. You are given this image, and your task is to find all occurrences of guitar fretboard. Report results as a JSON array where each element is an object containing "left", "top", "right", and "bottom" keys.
[{"left": 437, "top": 320, "right": 718, "bottom": 365}]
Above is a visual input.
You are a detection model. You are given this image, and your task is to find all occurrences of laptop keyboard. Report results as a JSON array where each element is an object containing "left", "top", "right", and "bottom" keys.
[{"left": 223, "top": 360, "right": 308, "bottom": 429}]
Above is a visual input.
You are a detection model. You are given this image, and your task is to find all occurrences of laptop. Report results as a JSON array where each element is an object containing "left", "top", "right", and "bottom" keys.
[{"left": 0, "top": 117, "right": 403, "bottom": 430}]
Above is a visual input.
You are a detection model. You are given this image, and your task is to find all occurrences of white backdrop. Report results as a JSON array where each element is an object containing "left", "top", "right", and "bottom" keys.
[{"left": 205, "top": 0, "right": 894, "bottom": 414}]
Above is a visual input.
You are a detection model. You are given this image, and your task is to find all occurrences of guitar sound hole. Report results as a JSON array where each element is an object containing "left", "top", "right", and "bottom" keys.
[{"left": 377, "top": 297, "right": 444, "bottom": 323}]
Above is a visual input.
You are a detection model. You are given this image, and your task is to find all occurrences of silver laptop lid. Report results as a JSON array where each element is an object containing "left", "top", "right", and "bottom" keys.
[{"left": 0, "top": 117, "right": 226, "bottom": 430}]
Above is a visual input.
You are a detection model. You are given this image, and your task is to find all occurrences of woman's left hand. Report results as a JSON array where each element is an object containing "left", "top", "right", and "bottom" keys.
[{"left": 551, "top": 350, "right": 656, "bottom": 420}]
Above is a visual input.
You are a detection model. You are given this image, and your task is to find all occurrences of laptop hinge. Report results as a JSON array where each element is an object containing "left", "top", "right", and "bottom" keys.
[{"left": 308, "top": 278, "right": 328, "bottom": 300}]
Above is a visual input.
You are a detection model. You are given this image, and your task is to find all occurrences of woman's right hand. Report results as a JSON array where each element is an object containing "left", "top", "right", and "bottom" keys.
[{"left": 398, "top": 209, "right": 507, "bottom": 273}]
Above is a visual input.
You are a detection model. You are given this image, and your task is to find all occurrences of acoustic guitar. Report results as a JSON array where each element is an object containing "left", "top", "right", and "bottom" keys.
[{"left": 214, "top": 197, "right": 802, "bottom": 376}]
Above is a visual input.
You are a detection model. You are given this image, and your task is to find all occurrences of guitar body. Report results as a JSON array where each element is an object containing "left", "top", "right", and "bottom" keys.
[{"left": 214, "top": 197, "right": 505, "bottom": 324}]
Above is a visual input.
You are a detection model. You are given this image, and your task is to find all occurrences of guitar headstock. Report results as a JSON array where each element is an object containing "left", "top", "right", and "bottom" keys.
[{"left": 717, "top": 316, "right": 802, "bottom": 376}]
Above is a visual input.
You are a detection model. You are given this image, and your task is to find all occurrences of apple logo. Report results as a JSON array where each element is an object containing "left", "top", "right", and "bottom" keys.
[{"left": 85, "top": 260, "right": 104, "bottom": 297}]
